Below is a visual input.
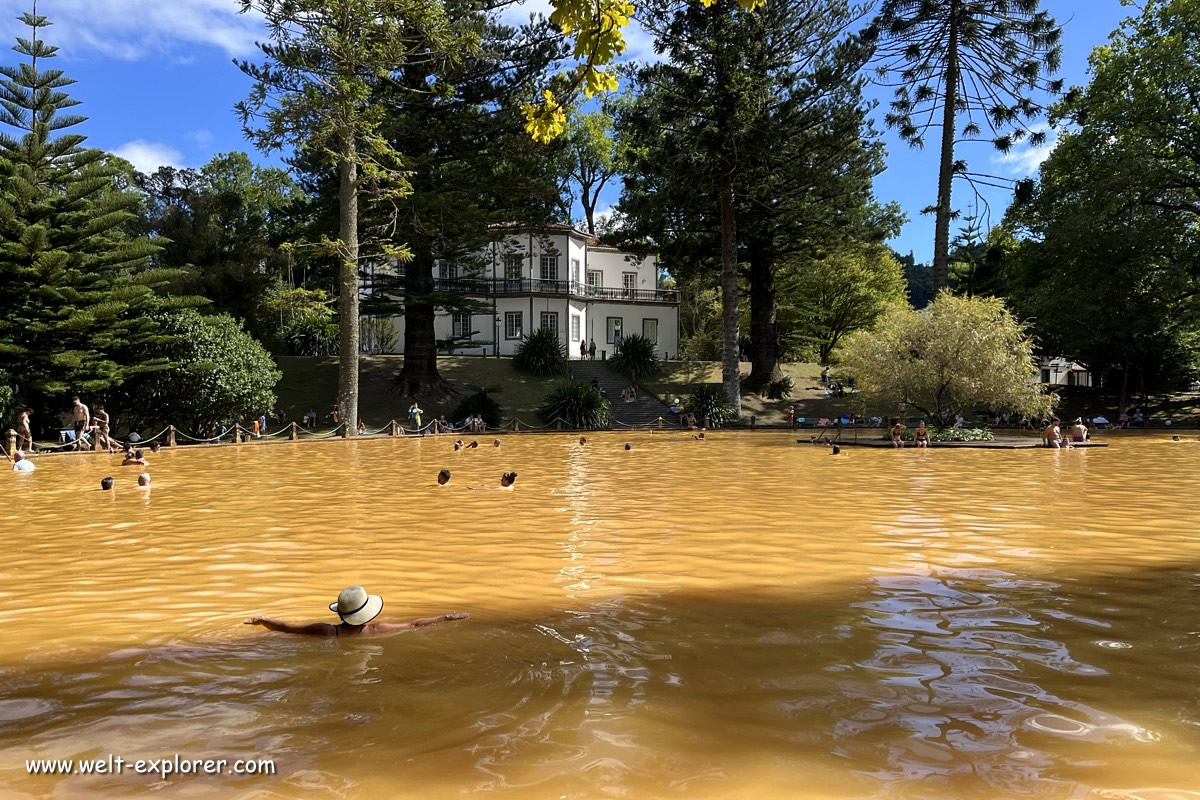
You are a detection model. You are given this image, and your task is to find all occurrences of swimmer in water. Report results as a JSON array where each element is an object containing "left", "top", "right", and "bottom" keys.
[
  {"left": 244, "top": 585, "right": 468, "bottom": 637},
  {"left": 694, "top": 432, "right": 705, "bottom": 440},
  {"left": 624, "top": 442, "right": 632, "bottom": 450},
  {"left": 454, "top": 440, "right": 463, "bottom": 451},
  {"left": 832, "top": 445, "right": 841, "bottom": 455},
  {"left": 101, "top": 476, "right": 114, "bottom": 491},
  {"left": 137, "top": 473, "right": 151, "bottom": 487},
  {"left": 121, "top": 448, "right": 147, "bottom": 466},
  {"left": 493, "top": 439, "right": 501, "bottom": 448},
  {"left": 466, "top": 440, "right": 479, "bottom": 449},
  {"left": 579, "top": 436, "right": 586, "bottom": 445},
  {"left": 437, "top": 468, "right": 451, "bottom": 485}
]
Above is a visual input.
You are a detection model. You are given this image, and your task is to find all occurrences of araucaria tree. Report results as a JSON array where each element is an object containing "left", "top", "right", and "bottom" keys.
[
  {"left": 0, "top": 6, "right": 199, "bottom": 418},
  {"left": 837, "top": 293, "right": 1053, "bottom": 425},
  {"left": 870, "top": 0, "right": 1063, "bottom": 291},
  {"left": 236, "top": 0, "right": 463, "bottom": 435}
]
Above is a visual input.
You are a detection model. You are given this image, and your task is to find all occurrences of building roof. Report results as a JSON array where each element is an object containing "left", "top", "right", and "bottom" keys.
[{"left": 488, "top": 221, "right": 595, "bottom": 240}]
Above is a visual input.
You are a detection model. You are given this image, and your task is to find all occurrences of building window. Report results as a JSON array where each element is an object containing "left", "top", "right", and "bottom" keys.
[
  {"left": 505, "top": 311, "right": 523, "bottom": 340},
  {"left": 443, "top": 261, "right": 458, "bottom": 280},
  {"left": 540, "top": 311, "right": 558, "bottom": 334},
  {"left": 571, "top": 314, "right": 581, "bottom": 342},
  {"left": 606, "top": 316, "right": 623, "bottom": 344},
  {"left": 540, "top": 255, "right": 559, "bottom": 281},
  {"left": 642, "top": 318, "right": 658, "bottom": 345},
  {"left": 587, "top": 270, "right": 602, "bottom": 287},
  {"left": 572, "top": 258, "right": 581, "bottom": 284},
  {"left": 504, "top": 253, "right": 523, "bottom": 280},
  {"left": 622, "top": 272, "right": 637, "bottom": 295},
  {"left": 452, "top": 312, "right": 471, "bottom": 340}
]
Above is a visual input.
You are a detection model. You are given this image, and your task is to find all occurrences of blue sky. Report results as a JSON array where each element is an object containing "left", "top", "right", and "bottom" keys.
[{"left": 2, "top": 1, "right": 1136, "bottom": 262}]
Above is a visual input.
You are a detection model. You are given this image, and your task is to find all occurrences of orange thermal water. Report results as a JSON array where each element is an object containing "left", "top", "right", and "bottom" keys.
[{"left": 1, "top": 432, "right": 1199, "bottom": 799}]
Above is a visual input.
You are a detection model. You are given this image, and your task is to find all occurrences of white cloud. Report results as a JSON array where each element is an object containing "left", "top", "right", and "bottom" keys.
[
  {"left": 991, "top": 126, "right": 1058, "bottom": 177},
  {"left": 186, "top": 128, "right": 214, "bottom": 149},
  {"left": 0, "top": 0, "right": 265, "bottom": 60},
  {"left": 111, "top": 139, "right": 185, "bottom": 173}
]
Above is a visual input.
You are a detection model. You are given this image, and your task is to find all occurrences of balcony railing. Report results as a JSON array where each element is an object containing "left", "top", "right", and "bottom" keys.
[{"left": 383, "top": 274, "right": 680, "bottom": 303}]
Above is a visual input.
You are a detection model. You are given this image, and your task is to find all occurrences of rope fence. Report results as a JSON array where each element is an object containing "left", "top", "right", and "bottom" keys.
[{"left": 6, "top": 412, "right": 864, "bottom": 458}]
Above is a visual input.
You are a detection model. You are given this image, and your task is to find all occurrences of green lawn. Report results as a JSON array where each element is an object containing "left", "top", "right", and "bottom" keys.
[
  {"left": 275, "top": 355, "right": 562, "bottom": 429},
  {"left": 641, "top": 361, "right": 870, "bottom": 425}
]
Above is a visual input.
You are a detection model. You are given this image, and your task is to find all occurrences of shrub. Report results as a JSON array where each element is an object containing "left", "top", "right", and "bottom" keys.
[
  {"left": 765, "top": 374, "right": 794, "bottom": 399},
  {"left": 900, "top": 426, "right": 994, "bottom": 442},
  {"left": 687, "top": 384, "right": 738, "bottom": 427},
  {"left": 538, "top": 382, "right": 610, "bottom": 429},
  {"left": 114, "top": 310, "right": 281, "bottom": 436},
  {"left": 451, "top": 384, "right": 504, "bottom": 429},
  {"left": 513, "top": 328, "right": 567, "bottom": 376},
  {"left": 610, "top": 333, "right": 662, "bottom": 379}
]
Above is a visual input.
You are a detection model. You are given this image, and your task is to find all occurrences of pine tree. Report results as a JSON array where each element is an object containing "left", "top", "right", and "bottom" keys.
[
  {"left": 0, "top": 4, "right": 196, "bottom": 415},
  {"left": 870, "top": 0, "right": 1062, "bottom": 292}
]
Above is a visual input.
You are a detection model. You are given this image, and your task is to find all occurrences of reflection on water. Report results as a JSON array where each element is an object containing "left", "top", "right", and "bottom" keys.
[{"left": 3, "top": 433, "right": 1200, "bottom": 798}]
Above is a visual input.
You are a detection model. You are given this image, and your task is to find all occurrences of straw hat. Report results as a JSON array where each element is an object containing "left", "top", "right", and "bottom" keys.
[{"left": 329, "top": 585, "right": 383, "bottom": 626}]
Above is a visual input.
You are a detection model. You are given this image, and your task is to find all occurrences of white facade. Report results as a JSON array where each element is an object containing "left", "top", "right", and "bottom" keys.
[{"left": 368, "top": 225, "right": 681, "bottom": 359}]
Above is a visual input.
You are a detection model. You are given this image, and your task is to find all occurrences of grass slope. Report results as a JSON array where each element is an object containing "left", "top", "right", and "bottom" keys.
[{"left": 275, "top": 356, "right": 561, "bottom": 430}]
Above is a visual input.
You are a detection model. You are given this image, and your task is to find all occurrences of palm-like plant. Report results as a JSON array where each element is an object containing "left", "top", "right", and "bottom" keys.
[
  {"left": 512, "top": 328, "right": 567, "bottom": 376},
  {"left": 610, "top": 333, "right": 662, "bottom": 379},
  {"left": 538, "top": 383, "right": 610, "bottom": 429}
]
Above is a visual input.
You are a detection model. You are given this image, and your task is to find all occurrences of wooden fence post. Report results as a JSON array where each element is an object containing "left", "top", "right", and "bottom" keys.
[
  {"left": 750, "top": 415, "right": 757, "bottom": 430},
  {"left": 289, "top": 422, "right": 299, "bottom": 441},
  {"left": 556, "top": 419, "right": 562, "bottom": 430},
  {"left": 657, "top": 416, "right": 663, "bottom": 429},
  {"left": 389, "top": 420, "right": 398, "bottom": 437},
  {"left": 92, "top": 426, "right": 101, "bottom": 451},
  {"left": 704, "top": 414, "right": 710, "bottom": 430},
  {"left": 341, "top": 423, "right": 350, "bottom": 439},
  {"left": 166, "top": 425, "right": 176, "bottom": 448},
  {"left": 6, "top": 429, "right": 16, "bottom": 455}
]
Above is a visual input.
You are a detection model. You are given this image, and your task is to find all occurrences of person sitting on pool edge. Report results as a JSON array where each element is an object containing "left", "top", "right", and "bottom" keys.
[{"left": 244, "top": 585, "right": 468, "bottom": 637}]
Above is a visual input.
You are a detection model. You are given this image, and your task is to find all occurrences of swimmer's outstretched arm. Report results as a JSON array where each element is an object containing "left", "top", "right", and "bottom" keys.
[
  {"left": 369, "top": 612, "right": 469, "bottom": 634},
  {"left": 243, "top": 617, "right": 338, "bottom": 636}
]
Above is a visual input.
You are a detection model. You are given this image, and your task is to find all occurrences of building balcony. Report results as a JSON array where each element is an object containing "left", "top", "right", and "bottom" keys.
[{"left": 379, "top": 274, "right": 680, "bottom": 304}]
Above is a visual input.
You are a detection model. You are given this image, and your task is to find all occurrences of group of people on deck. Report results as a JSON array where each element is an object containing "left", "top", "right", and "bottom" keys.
[{"left": 1042, "top": 417, "right": 1090, "bottom": 448}]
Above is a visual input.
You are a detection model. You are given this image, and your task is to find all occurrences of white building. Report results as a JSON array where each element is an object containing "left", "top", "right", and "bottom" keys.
[
  {"left": 366, "top": 224, "right": 681, "bottom": 359},
  {"left": 1038, "top": 357, "right": 1094, "bottom": 388}
]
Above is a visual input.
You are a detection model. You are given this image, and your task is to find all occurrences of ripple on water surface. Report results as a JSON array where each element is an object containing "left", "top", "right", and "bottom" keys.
[{"left": 2, "top": 432, "right": 1200, "bottom": 799}]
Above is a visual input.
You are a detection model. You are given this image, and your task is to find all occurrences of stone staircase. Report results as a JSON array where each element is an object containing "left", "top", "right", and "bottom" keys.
[{"left": 568, "top": 359, "right": 676, "bottom": 427}]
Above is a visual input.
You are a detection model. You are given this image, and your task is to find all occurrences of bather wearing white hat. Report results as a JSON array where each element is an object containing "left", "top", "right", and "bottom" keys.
[{"left": 329, "top": 585, "right": 384, "bottom": 626}]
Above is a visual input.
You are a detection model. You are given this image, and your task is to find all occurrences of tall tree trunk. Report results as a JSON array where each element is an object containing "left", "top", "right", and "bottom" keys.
[
  {"left": 744, "top": 239, "right": 781, "bottom": 392},
  {"left": 719, "top": 169, "right": 741, "bottom": 415},
  {"left": 1117, "top": 356, "right": 1129, "bottom": 415},
  {"left": 336, "top": 131, "right": 360, "bottom": 436},
  {"left": 396, "top": 249, "right": 451, "bottom": 398},
  {"left": 581, "top": 185, "right": 597, "bottom": 236},
  {"left": 932, "top": 3, "right": 960, "bottom": 293}
]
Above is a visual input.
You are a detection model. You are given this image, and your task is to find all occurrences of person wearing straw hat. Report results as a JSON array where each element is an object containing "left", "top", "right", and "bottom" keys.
[{"left": 243, "top": 585, "right": 467, "bottom": 637}]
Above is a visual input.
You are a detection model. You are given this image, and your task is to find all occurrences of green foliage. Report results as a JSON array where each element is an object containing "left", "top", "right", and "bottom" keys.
[
  {"left": 115, "top": 310, "right": 281, "bottom": 436},
  {"left": 136, "top": 153, "right": 303, "bottom": 349},
  {"left": 869, "top": 0, "right": 1063, "bottom": 289},
  {"left": 687, "top": 384, "right": 738, "bottom": 427},
  {"left": 450, "top": 385, "right": 504, "bottom": 429},
  {"left": 837, "top": 293, "right": 1055, "bottom": 426},
  {"left": 782, "top": 243, "right": 908, "bottom": 363},
  {"left": 0, "top": 10, "right": 204, "bottom": 407},
  {"left": 609, "top": 333, "right": 662, "bottom": 379},
  {"left": 900, "top": 426, "right": 994, "bottom": 443},
  {"left": 538, "top": 382, "right": 610, "bottom": 429},
  {"left": 765, "top": 374, "right": 794, "bottom": 400},
  {"left": 1004, "top": 0, "right": 1200, "bottom": 400},
  {"left": 0, "top": 371, "right": 13, "bottom": 426},
  {"left": 266, "top": 287, "right": 338, "bottom": 356},
  {"left": 513, "top": 328, "right": 568, "bottom": 376}
]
